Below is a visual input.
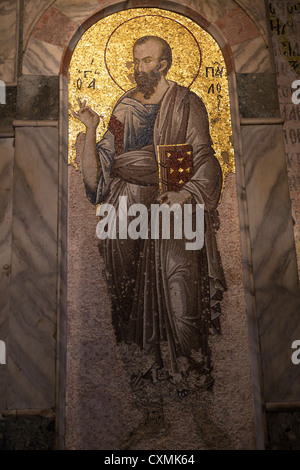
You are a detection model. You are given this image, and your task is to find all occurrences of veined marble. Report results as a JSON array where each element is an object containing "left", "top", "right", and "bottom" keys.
[
  {"left": 235, "top": 0, "right": 269, "bottom": 43},
  {"left": 0, "top": 1, "right": 17, "bottom": 83},
  {"left": 215, "top": 5, "right": 261, "bottom": 46},
  {"left": 0, "top": 60, "right": 16, "bottom": 84},
  {"left": 232, "top": 36, "right": 272, "bottom": 73},
  {"left": 56, "top": 75, "right": 69, "bottom": 448},
  {"left": 23, "top": 0, "right": 56, "bottom": 47},
  {"left": 0, "top": 138, "right": 14, "bottom": 411},
  {"left": 0, "top": 138, "right": 14, "bottom": 334},
  {"left": 22, "top": 37, "right": 63, "bottom": 76},
  {"left": 0, "top": 1, "right": 17, "bottom": 61},
  {"left": 55, "top": 0, "right": 102, "bottom": 24},
  {"left": 31, "top": 5, "right": 78, "bottom": 49},
  {"left": 178, "top": 0, "right": 236, "bottom": 22},
  {"left": 8, "top": 127, "right": 58, "bottom": 409},
  {"left": 241, "top": 124, "right": 300, "bottom": 403}
]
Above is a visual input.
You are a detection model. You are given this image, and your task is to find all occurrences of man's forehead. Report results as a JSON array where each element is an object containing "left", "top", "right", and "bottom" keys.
[{"left": 133, "top": 40, "right": 162, "bottom": 58}]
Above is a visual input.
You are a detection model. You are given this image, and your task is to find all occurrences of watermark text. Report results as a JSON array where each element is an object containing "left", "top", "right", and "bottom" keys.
[{"left": 96, "top": 196, "right": 204, "bottom": 250}]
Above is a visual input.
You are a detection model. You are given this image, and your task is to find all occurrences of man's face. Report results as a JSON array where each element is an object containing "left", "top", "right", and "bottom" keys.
[
  {"left": 133, "top": 40, "right": 163, "bottom": 76},
  {"left": 133, "top": 40, "right": 166, "bottom": 98}
]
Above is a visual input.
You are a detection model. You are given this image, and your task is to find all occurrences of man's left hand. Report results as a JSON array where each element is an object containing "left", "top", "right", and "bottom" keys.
[{"left": 156, "top": 189, "right": 192, "bottom": 207}]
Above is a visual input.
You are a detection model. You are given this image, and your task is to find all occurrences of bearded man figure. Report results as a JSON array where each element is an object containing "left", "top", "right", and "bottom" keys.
[{"left": 72, "top": 36, "right": 226, "bottom": 397}]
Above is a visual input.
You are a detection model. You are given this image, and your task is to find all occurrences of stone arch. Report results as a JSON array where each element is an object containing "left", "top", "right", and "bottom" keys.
[{"left": 22, "top": 1, "right": 273, "bottom": 78}]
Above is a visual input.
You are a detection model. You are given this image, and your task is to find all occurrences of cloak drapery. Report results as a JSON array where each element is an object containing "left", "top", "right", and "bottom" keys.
[{"left": 84, "top": 80, "right": 226, "bottom": 389}]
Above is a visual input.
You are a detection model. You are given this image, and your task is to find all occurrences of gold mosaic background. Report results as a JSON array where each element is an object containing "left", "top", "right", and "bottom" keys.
[{"left": 68, "top": 8, "right": 235, "bottom": 180}]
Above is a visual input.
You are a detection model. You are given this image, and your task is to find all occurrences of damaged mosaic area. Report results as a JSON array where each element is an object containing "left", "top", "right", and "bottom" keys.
[{"left": 68, "top": 8, "right": 235, "bottom": 182}]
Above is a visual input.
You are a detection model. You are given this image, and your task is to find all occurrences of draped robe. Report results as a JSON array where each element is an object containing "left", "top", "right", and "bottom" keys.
[{"left": 86, "top": 80, "right": 226, "bottom": 387}]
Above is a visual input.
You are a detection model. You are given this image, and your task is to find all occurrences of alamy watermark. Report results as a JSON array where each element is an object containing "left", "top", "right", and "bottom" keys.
[{"left": 96, "top": 196, "right": 204, "bottom": 250}]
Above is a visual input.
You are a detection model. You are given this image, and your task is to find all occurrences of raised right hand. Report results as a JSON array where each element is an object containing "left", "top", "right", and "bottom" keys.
[{"left": 70, "top": 98, "right": 100, "bottom": 130}]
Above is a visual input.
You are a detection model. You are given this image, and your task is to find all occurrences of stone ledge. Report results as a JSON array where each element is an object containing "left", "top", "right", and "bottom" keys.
[
  {"left": 13, "top": 119, "right": 58, "bottom": 127},
  {"left": 240, "top": 117, "right": 284, "bottom": 125},
  {"left": 266, "top": 402, "right": 300, "bottom": 412}
]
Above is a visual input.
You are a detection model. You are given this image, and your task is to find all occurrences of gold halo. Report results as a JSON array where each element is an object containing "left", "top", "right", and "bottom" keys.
[{"left": 104, "top": 14, "right": 202, "bottom": 91}]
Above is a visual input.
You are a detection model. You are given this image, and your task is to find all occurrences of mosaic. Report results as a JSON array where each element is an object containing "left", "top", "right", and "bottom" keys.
[{"left": 68, "top": 8, "right": 235, "bottom": 181}]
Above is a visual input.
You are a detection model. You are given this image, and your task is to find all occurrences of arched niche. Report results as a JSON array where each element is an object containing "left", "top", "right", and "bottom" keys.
[{"left": 61, "top": 5, "right": 257, "bottom": 451}]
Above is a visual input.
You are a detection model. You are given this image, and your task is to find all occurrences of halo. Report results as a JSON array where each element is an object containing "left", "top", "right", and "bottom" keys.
[{"left": 104, "top": 14, "right": 202, "bottom": 92}]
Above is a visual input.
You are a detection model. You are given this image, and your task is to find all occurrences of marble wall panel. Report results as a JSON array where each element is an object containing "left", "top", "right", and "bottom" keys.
[
  {"left": 0, "top": 1, "right": 17, "bottom": 61},
  {"left": 232, "top": 36, "right": 272, "bottom": 73},
  {"left": 241, "top": 124, "right": 300, "bottom": 403},
  {"left": 54, "top": 0, "right": 102, "bottom": 24},
  {"left": 215, "top": 6, "right": 261, "bottom": 46},
  {"left": 0, "top": 138, "right": 14, "bottom": 411},
  {"left": 0, "top": 61, "right": 16, "bottom": 84},
  {"left": 31, "top": 5, "right": 78, "bottom": 49},
  {"left": 235, "top": 0, "right": 269, "bottom": 43},
  {"left": 0, "top": 0, "right": 18, "bottom": 83},
  {"left": 8, "top": 126, "right": 58, "bottom": 409},
  {"left": 22, "top": 38, "right": 63, "bottom": 76},
  {"left": 23, "top": 0, "right": 56, "bottom": 48}
]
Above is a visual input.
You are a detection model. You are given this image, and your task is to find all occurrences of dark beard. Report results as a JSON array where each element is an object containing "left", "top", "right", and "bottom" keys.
[{"left": 134, "top": 66, "right": 161, "bottom": 99}]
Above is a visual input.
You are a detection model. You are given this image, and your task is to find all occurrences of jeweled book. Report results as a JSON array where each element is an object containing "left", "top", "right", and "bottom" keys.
[{"left": 157, "top": 143, "right": 193, "bottom": 194}]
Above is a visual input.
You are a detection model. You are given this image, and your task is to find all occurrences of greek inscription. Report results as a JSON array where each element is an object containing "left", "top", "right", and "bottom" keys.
[
  {"left": 215, "top": 67, "right": 224, "bottom": 78},
  {"left": 76, "top": 62, "right": 99, "bottom": 91},
  {"left": 206, "top": 67, "right": 215, "bottom": 78},
  {"left": 269, "top": 2, "right": 300, "bottom": 74},
  {"left": 77, "top": 78, "right": 82, "bottom": 90},
  {"left": 289, "top": 128, "right": 300, "bottom": 144},
  {"left": 205, "top": 66, "right": 225, "bottom": 78},
  {"left": 281, "top": 105, "right": 300, "bottom": 121},
  {"left": 88, "top": 78, "right": 96, "bottom": 89}
]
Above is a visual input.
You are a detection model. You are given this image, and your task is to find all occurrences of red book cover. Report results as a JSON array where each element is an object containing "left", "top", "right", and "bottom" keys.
[{"left": 157, "top": 143, "right": 193, "bottom": 194}]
